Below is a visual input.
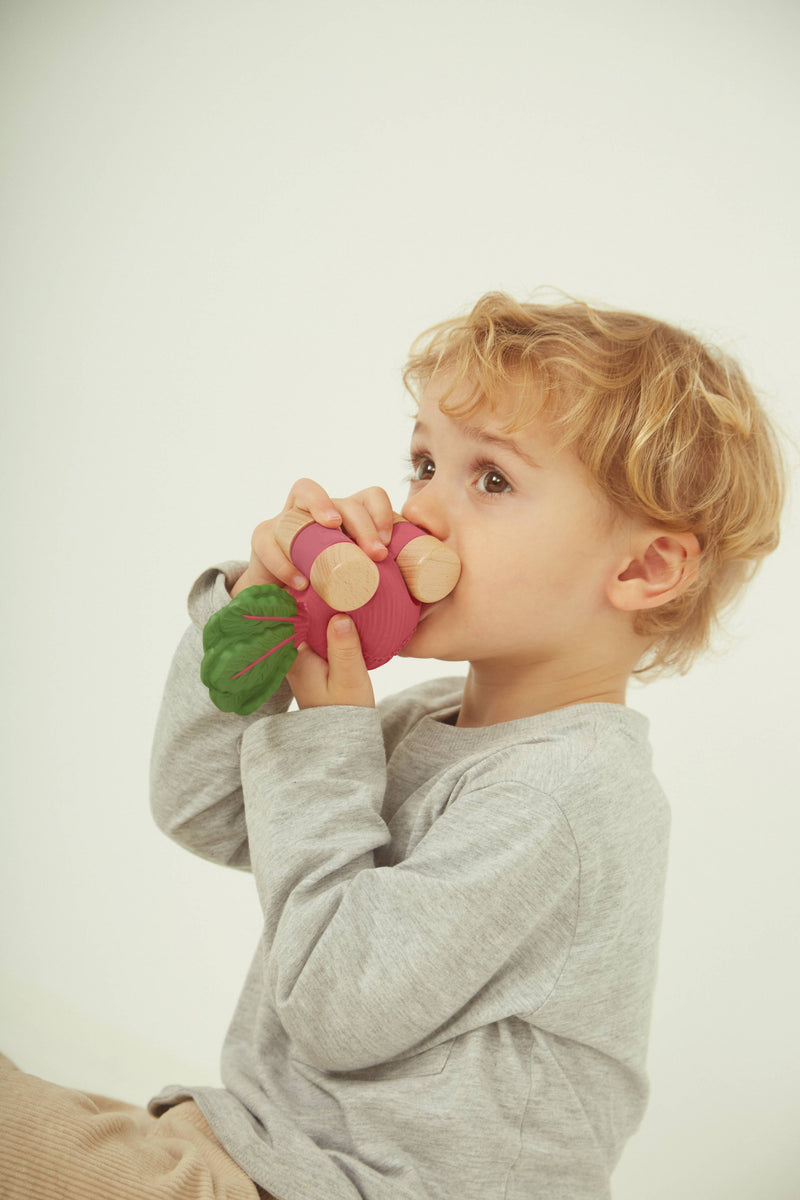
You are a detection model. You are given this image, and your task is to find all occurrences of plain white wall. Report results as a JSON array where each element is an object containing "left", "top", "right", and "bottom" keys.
[{"left": 1, "top": 2, "right": 798, "bottom": 1197}]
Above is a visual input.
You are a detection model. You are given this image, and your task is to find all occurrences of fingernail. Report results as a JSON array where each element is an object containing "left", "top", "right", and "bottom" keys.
[
  {"left": 380, "top": 528, "right": 392, "bottom": 545},
  {"left": 292, "top": 575, "right": 307, "bottom": 589},
  {"left": 333, "top": 616, "right": 353, "bottom": 635}
]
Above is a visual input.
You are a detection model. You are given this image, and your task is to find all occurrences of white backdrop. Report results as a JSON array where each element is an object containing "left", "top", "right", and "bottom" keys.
[{"left": 1, "top": 2, "right": 798, "bottom": 1197}]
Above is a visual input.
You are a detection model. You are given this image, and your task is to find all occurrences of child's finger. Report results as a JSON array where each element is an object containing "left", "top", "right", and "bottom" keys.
[
  {"left": 333, "top": 503, "right": 388, "bottom": 560},
  {"left": 286, "top": 478, "right": 343, "bottom": 527},
  {"left": 250, "top": 520, "right": 308, "bottom": 590},
  {"left": 358, "top": 486, "right": 396, "bottom": 546},
  {"left": 285, "top": 641, "right": 327, "bottom": 707},
  {"left": 325, "top": 616, "right": 375, "bottom": 707},
  {"left": 333, "top": 488, "right": 395, "bottom": 558}
]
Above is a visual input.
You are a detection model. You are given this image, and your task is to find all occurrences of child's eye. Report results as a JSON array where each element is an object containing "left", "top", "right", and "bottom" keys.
[
  {"left": 408, "top": 454, "right": 435, "bottom": 482},
  {"left": 476, "top": 467, "right": 512, "bottom": 495}
]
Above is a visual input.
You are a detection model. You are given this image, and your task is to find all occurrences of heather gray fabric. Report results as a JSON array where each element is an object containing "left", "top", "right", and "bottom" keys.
[{"left": 149, "top": 564, "right": 670, "bottom": 1200}]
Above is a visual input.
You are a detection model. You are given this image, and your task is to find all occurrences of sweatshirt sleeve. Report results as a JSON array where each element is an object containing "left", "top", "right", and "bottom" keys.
[
  {"left": 150, "top": 563, "right": 293, "bottom": 869},
  {"left": 240, "top": 707, "right": 579, "bottom": 1072}
]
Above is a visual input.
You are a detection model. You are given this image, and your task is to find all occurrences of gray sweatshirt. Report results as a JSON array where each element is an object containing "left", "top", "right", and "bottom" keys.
[{"left": 149, "top": 565, "right": 670, "bottom": 1200}]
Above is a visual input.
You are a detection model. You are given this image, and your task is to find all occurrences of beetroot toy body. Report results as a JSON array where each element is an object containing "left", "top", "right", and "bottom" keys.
[{"left": 201, "top": 512, "right": 460, "bottom": 715}]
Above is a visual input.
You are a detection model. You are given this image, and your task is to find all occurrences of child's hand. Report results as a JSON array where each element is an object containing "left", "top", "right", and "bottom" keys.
[
  {"left": 287, "top": 615, "right": 375, "bottom": 709},
  {"left": 227, "top": 478, "right": 388, "bottom": 708},
  {"left": 231, "top": 478, "right": 395, "bottom": 599}
]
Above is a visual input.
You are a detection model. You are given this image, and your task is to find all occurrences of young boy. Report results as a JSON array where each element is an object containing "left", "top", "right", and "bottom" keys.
[{"left": 0, "top": 292, "right": 785, "bottom": 1200}]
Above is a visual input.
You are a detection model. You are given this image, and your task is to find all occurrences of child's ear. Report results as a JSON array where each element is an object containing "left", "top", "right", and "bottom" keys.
[{"left": 608, "top": 530, "right": 701, "bottom": 612}]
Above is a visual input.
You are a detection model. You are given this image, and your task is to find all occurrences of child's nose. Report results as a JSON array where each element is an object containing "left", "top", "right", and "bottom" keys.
[{"left": 400, "top": 488, "right": 450, "bottom": 544}]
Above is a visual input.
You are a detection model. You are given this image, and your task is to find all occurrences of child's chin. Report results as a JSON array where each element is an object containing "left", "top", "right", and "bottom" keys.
[
  {"left": 399, "top": 632, "right": 461, "bottom": 663},
  {"left": 398, "top": 640, "right": 425, "bottom": 660}
]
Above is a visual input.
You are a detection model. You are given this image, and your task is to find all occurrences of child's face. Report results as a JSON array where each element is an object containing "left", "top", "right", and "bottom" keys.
[{"left": 399, "top": 380, "right": 632, "bottom": 675}]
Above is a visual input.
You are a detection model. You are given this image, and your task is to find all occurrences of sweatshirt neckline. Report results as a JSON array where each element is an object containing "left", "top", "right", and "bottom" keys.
[{"left": 411, "top": 698, "right": 650, "bottom": 752}]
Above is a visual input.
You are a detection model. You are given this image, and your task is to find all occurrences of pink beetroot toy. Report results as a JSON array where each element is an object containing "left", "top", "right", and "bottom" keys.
[{"left": 201, "top": 510, "right": 460, "bottom": 714}]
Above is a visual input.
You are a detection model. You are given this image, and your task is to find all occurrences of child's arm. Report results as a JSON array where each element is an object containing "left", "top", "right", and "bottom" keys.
[
  {"left": 150, "top": 480, "right": 396, "bottom": 864},
  {"left": 150, "top": 563, "right": 292, "bottom": 869},
  {"left": 238, "top": 706, "right": 579, "bottom": 1071}
]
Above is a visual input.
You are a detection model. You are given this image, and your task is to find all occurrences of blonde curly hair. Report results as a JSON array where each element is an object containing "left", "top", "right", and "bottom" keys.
[{"left": 403, "top": 290, "right": 788, "bottom": 676}]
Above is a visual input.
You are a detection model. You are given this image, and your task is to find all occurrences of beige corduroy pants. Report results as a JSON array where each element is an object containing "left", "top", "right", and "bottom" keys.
[{"left": 0, "top": 1054, "right": 276, "bottom": 1200}]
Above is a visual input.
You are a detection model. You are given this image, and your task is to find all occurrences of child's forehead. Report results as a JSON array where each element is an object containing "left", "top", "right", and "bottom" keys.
[
  {"left": 415, "top": 373, "right": 552, "bottom": 445},
  {"left": 418, "top": 369, "right": 550, "bottom": 432}
]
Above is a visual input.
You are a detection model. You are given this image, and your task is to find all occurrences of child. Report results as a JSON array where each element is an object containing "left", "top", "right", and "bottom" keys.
[{"left": 0, "top": 292, "right": 786, "bottom": 1200}]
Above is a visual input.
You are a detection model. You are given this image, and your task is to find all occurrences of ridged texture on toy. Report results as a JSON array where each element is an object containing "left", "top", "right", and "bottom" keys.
[
  {"left": 287, "top": 552, "right": 420, "bottom": 668},
  {"left": 200, "top": 584, "right": 303, "bottom": 715}
]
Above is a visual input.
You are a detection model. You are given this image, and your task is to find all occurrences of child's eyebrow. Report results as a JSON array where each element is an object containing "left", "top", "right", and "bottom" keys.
[{"left": 412, "top": 420, "right": 541, "bottom": 469}]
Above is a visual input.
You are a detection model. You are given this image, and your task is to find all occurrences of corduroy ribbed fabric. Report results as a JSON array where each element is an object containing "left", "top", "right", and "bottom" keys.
[{"left": 0, "top": 1054, "right": 276, "bottom": 1200}]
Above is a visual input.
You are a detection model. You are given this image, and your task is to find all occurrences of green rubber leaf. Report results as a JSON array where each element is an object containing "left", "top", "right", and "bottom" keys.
[{"left": 201, "top": 584, "right": 299, "bottom": 715}]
